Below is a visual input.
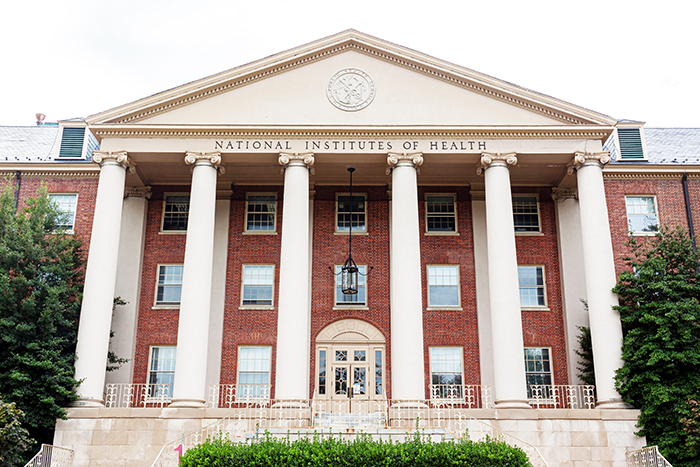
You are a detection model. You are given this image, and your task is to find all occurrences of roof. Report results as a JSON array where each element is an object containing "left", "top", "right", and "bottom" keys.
[
  {"left": 644, "top": 128, "right": 700, "bottom": 164},
  {"left": 0, "top": 125, "right": 59, "bottom": 162}
]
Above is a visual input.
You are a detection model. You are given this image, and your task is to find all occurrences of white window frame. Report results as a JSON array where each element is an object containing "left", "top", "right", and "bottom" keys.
[
  {"left": 512, "top": 194, "right": 542, "bottom": 235},
  {"left": 335, "top": 193, "right": 367, "bottom": 234},
  {"left": 427, "top": 265, "right": 461, "bottom": 310},
  {"left": 237, "top": 346, "right": 272, "bottom": 400},
  {"left": 244, "top": 192, "right": 278, "bottom": 234},
  {"left": 49, "top": 193, "right": 78, "bottom": 232},
  {"left": 625, "top": 195, "right": 659, "bottom": 236},
  {"left": 333, "top": 264, "right": 368, "bottom": 308},
  {"left": 429, "top": 347, "right": 464, "bottom": 399},
  {"left": 154, "top": 264, "right": 184, "bottom": 308},
  {"left": 240, "top": 264, "right": 275, "bottom": 309},
  {"left": 425, "top": 193, "right": 458, "bottom": 235},
  {"left": 524, "top": 347, "right": 553, "bottom": 399},
  {"left": 518, "top": 265, "right": 548, "bottom": 310},
  {"left": 147, "top": 345, "right": 176, "bottom": 400},
  {"left": 160, "top": 193, "right": 190, "bottom": 234}
]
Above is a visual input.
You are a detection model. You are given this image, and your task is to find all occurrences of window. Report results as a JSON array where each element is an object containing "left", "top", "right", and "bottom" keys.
[
  {"left": 512, "top": 195, "right": 540, "bottom": 232},
  {"left": 238, "top": 346, "right": 271, "bottom": 399},
  {"left": 245, "top": 193, "right": 277, "bottom": 232},
  {"left": 334, "top": 265, "right": 367, "bottom": 306},
  {"left": 518, "top": 266, "right": 546, "bottom": 308},
  {"left": 429, "top": 347, "right": 463, "bottom": 398},
  {"left": 148, "top": 346, "right": 176, "bottom": 398},
  {"left": 427, "top": 265, "right": 460, "bottom": 307},
  {"left": 336, "top": 194, "right": 366, "bottom": 232},
  {"left": 426, "top": 194, "right": 456, "bottom": 232},
  {"left": 242, "top": 265, "right": 274, "bottom": 306},
  {"left": 156, "top": 265, "right": 183, "bottom": 306},
  {"left": 49, "top": 193, "right": 78, "bottom": 230},
  {"left": 162, "top": 194, "right": 190, "bottom": 231},
  {"left": 375, "top": 349, "right": 383, "bottom": 396},
  {"left": 524, "top": 347, "right": 552, "bottom": 398},
  {"left": 625, "top": 196, "right": 659, "bottom": 234}
]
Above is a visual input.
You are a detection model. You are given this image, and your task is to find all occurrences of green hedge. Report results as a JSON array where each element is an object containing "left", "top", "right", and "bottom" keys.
[{"left": 180, "top": 432, "right": 532, "bottom": 467}]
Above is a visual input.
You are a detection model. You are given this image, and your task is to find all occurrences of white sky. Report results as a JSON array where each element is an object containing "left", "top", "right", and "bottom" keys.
[{"left": 0, "top": 0, "right": 697, "bottom": 127}]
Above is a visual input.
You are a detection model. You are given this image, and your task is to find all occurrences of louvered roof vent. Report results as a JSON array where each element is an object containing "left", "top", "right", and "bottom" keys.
[
  {"left": 618, "top": 128, "right": 645, "bottom": 160},
  {"left": 58, "top": 127, "right": 86, "bottom": 159}
]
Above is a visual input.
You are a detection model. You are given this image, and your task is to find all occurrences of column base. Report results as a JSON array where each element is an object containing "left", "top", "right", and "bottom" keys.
[
  {"left": 596, "top": 399, "right": 633, "bottom": 409},
  {"left": 169, "top": 398, "right": 207, "bottom": 408},
  {"left": 71, "top": 398, "right": 105, "bottom": 407},
  {"left": 391, "top": 400, "right": 429, "bottom": 408},
  {"left": 494, "top": 400, "right": 532, "bottom": 409},
  {"left": 272, "top": 400, "right": 309, "bottom": 408}
]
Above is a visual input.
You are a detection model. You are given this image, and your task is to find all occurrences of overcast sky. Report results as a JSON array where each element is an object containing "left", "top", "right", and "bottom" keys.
[{"left": 1, "top": 0, "right": 696, "bottom": 127}]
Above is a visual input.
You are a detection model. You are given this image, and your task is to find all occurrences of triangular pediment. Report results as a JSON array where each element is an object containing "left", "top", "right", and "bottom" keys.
[{"left": 87, "top": 30, "right": 615, "bottom": 129}]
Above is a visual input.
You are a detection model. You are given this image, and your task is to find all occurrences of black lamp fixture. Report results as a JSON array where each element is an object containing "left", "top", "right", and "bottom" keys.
[{"left": 330, "top": 167, "right": 372, "bottom": 294}]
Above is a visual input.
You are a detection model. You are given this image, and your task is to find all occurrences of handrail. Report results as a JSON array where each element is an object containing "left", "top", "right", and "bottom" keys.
[
  {"left": 23, "top": 444, "right": 74, "bottom": 467},
  {"left": 626, "top": 445, "right": 673, "bottom": 467}
]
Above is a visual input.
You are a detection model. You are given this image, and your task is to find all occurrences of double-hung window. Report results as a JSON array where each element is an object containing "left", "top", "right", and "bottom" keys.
[
  {"left": 49, "top": 193, "right": 78, "bottom": 231},
  {"left": 335, "top": 265, "right": 367, "bottom": 306},
  {"left": 427, "top": 265, "right": 460, "bottom": 308},
  {"left": 245, "top": 193, "right": 277, "bottom": 232},
  {"left": 429, "top": 347, "right": 463, "bottom": 399},
  {"left": 148, "top": 346, "right": 176, "bottom": 398},
  {"left": 336, "top": 194, "right": 366, "bottom": 232},
  {"left": 426, "top": 194, "right": 457, "bottom": 233},
  {"left": 162, "top": 194, "right": 190, "bottom": 231},
  {"left": 524, "top": 347, "right": 553, "bottom": 398},
  {"left": 625, "top": 195, "right": 659, "bottom": 234},
  {"left": 156, "top": 265, "right": 184, "bottom": 306},
  {"left": 241, "top": 265, "right": 274, "bottom": 306},
  {"left": 512, "top": 195, "right": 540, "bottom": 232},
  {"left": 237, "top": 346, "right": 271, "bottom": 399},
  {"left": 518, "top": 265, "right": 546, "bottom": 308}
]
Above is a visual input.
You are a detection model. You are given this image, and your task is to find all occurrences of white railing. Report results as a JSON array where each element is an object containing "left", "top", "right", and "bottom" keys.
[
  {"left": 208, "top": 384, "right": 271, "bottom": 408},
  {"left": 429, "top": 384, "right": 492, "bottom": 408},
  {"left": 529, "top": 385, "right": 596, "bottom": 409},
  {"left": 24, "top": 444, "right": 74, "bottom": 467},
  {"left": 104, "top": 383, "right": 171, "bottom": 408},
  {"left": 626, "top": 446, "right": 673, "bottom": 467}
]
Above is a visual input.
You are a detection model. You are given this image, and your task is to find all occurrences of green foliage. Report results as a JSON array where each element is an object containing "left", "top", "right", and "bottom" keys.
[
  {"left": 680, "top": 399, "right": 700, "bottom": 458},
  {"left": 574, "top": 325, "right": 595, "bottom": 387},
  {"left": 613, "top": 226, "right": 700, "bottom": 467},
  {"left": 180, "top": 431, "right": 532, "bottom": 467},
  {"left": 107, "top": 297, "right": 129, "bottom": 372},
  {"left": 0, "top": 183, "right": 83, "bottom": 452},
  {"left": 0, "top": 400, "right": 33, "bottom": 467}
]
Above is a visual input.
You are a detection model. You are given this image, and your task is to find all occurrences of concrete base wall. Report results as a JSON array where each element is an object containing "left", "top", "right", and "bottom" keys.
[{"left": 55, "top": 408, "right": 645, "bottom": 467}]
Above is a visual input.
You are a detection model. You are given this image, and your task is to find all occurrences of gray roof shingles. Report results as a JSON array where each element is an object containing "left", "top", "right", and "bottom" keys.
[
  {"left": 0, "top": 125, "right": 59, "bottom": 162},
  {"left": 609, "top": 128, "right": 700, "bottom": 165}
]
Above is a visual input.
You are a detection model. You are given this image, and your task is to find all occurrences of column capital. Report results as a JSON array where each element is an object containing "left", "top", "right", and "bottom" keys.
[
  {"left": 567, "top": 151, "right": 611, "bottom": 175},
  {"left": 92, "top": 151, "right": 135, "bottom": 173},
  {"left": 550, "top": 187, "right": 578, "bottom": 201},
  {"left": 185, "top": 152, "right": 224, "bottom": 173},
  {"left": 279, "top": 152, "right": 315, "bottom": 174},
  {"left": 477, "top": 152, "right": 517, "bottom": 176},
  {"left": 386, "top": 152, "right": 423, "bottom": 175},
  {"left": 124, "top": 186, "right": 152, "bottom": 199}
]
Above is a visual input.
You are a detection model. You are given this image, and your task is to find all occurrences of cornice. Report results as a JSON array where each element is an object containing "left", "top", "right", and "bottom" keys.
[
  {"left": 91, "top": 125, "right": 611, "bottom": 140},
  {"left": 87, "top": 32, "right": 615, "bottom": 127},
  {"left": 0, "top": 166, "right": 100, "bottom": 178},
  {"left": 603, "top": 172, "right": 700, "bottom": 180},
  {"left": 603, "top": 165, "right": 700, "bottom": 180}
]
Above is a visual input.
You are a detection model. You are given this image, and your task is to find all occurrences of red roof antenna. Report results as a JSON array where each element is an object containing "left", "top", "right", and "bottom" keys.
[{"left": 35, "top": 113, "right": 46, "bottom": 126}]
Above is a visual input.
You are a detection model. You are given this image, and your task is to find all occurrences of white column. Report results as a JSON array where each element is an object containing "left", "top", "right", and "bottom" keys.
[
  {"left": 572, "top": 152, "right": 628, "bottom": 408},
  {"left": 387, "top": 153, "right": 425, "bottom": 401},
  {"left": 479, "top": 153, "right": 530, "bottom": 409},
  {"left": 73, "top": 151, "right": 132, "bottom": 406},
  {"left": 275, "top": 153, "right": 314, "bottom": 400},
  {"left": 170, "top": 152, "right": 221, "bottom": 408}
]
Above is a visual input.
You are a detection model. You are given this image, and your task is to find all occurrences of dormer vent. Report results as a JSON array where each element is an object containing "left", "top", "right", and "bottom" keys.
[
  {"left": 58, "top": 127, "right": 86, "bottom": 159},
  {"left": 618, "top": 128, "right": 644, "bottom": 160}
]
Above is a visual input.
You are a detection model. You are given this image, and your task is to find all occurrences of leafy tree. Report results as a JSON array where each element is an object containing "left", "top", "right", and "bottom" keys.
[
  {"left": 574, "top": 324, "right": 595, "bottom": 387},
  {"left": 0, "top": 183, "right": 83, "bottom": 454},
  {"left": 613, "top": 226, "right": 700, "bottom": 467},
  {"left": 0, "top": 400, "right": 33, "bottom": 467}
]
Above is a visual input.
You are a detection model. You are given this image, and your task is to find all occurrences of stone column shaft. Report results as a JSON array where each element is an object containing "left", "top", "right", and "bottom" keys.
[
  {"left": 171, "top": 152, "right": 221, "bottom": 408},
  {"left": 275, "top": 153, "right": 314, "bottom": 400},
  {"left": 74, "top": 151, "right": 132, "bottom": 405},
  {"left": 480, "top": 153, "right": 530, "bottom": 408},
  {"left": 388, "top": 153, "right": 426, "bottom": 400}
]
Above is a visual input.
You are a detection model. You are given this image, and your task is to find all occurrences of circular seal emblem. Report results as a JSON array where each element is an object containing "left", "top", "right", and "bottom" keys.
[{"left": 327, "top": 68, "right": 376, "bottom": 111}]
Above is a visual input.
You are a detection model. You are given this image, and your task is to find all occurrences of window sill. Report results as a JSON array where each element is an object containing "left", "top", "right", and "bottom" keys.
[
  {"left": 159, "top": 230, "right": 187, "bottom": 235},
  {"left": 242, "top": 231, "right": 278, "bottom": 235},
  {"left": 521, "top": 307, "right": 550, "bottom": 312},
  {"left": 152, "top": 305, "right": 180, "bottom": 310},
  {"left": 239, "top": 306, "right": 275, "bottom": 311},
  {"left": 426, "top": 306, "right": 463, "bottom": 311},
  {"left": 333, "top": 306, "right": 369, "bottom": 311},
  {"left": 334, "top": 231, "right": 368, "bottom": 236},
  {"left": 515, "top": 231, "right": 544, "bottom": 237},
  {"left": 628, "top": 232, "right": 658, "bottom": 236},
  {"left": 425, "top": 231, "right": 459, "bottom": 236}
]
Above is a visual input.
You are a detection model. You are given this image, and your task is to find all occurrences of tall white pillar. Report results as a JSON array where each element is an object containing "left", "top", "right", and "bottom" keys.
[
  {"left": 572, "top": 152, "right": 627, "bottom": 408},
  {"left": 275, "top": 153, "right": 314, "bottom": 400},
  {"left": 479, "top": 153, "right": 530, "bottom": 409},
  {"left": 170, "top": 152, "right": 221, "bottom": 408},
  {"left": 387, "top": 153, "right": 425, "bottom": 401},
  {"left": 74, "top": 151, "right": 132, "bottom": 406}
]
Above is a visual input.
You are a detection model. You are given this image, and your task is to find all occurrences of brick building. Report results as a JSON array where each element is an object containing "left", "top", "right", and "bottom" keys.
[{"left": 3, "top": 30, "right": 698, "bottom": 466}]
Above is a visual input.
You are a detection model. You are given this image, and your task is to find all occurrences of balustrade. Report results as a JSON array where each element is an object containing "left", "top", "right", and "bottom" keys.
[{"left": 528, "top": 385, "right": 596, "bottom": 409}]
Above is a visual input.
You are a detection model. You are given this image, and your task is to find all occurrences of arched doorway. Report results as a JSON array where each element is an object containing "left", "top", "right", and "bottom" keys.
[{"left": 315, "top": 319, "right": 386, "bottom": 412}]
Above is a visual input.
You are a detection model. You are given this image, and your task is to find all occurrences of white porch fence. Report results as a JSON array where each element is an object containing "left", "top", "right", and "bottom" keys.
[
  {"left": 23, "top": 444, "right": 74, "bottom": 467},
  {"left": 626, "top": 446, "right": 673, "bottom": 467},
  {"left": 104, "top": 383, "right": 171, "bottom": 407},
  {"left": 528, "top": 384, "right": 596, "bottom": 409}
]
